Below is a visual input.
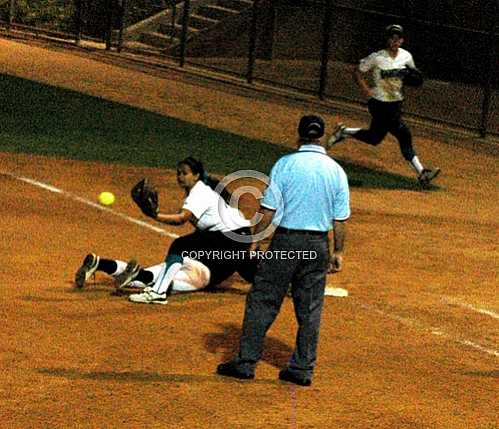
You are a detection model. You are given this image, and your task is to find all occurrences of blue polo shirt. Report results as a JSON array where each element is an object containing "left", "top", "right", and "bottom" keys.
[{"left": 261, "top": 144, "right": 350, "bottom": 231}]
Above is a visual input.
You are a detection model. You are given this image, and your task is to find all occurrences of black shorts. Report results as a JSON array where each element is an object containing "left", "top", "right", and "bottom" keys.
[
  {"left": 168, "top": 227, "right": 255, "bottom": 286},
  {"left": 368, "top": 98, "right": 403, "bottom": 125}
]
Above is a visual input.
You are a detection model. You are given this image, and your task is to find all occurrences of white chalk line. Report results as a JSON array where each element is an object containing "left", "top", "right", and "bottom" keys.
[
  {"left": 359, "top": 303, "right": 499, "bottom": 358},
  {"left": 2, "top": 171, "right": 179, "bottom": 239},
  {"left": 4, "top": 170, "right": 497, "bottom": 358},
  {"left": 442, "top": 296, "right": 499, "bottom": 320}
]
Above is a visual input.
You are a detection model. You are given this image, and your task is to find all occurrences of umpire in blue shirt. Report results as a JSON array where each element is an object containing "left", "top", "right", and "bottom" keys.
[{"left": 217, "top": 114, "right": 351, "bottom": 386}]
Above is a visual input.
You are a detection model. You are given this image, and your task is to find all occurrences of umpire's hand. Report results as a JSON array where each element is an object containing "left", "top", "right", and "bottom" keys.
[{"left": 328, "top": 253, "right": 343, "bottom": 273}]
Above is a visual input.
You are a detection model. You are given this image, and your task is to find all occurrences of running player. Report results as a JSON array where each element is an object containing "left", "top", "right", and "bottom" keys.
[{"left": 328, "top": 24, "right": 440, "bottom": 187}]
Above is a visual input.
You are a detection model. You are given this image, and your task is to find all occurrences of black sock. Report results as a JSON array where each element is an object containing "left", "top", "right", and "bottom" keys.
[
  {"left": 98, "top": 258, "right": 118, "bottom": 275},
  {"left": 136, "top": 269, "right": 154, "bottom": 285}
]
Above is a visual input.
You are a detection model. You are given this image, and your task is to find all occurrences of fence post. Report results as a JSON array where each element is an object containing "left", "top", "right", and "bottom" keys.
[
  {"left": 480, "top": 54, "right": 492, "bottom": 138},
  {"left": 117, "top": 0, "right": 127, "bottom": 52},
  {"left": 74, "top": 0, "right": 83, "bottom": 45},
  {"left": 179, "top": 0, "right": 191, "bottom": 67},
  {"left": 170, "top": 0, "right": 177, "bottom": 42},
  {"left": 8, "top": 0, "right": 15, "bottom": 31},
  {"left": 246, "top": 0, "right": 259, "bottom": 84},
  {"left": 318, "top": 0, "right": 333, "bottom": 99},
  {"left": 105, "top": 0, "right": 114, "bottom": 50},
  {"left": 479, "top": 5, "right": 497, "bottom": 138},
  {"left": 259, "top": 1, "right": 275, "bottom": 61}
]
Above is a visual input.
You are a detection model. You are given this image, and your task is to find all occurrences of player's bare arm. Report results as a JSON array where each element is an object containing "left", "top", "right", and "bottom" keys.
[
  {"left": 155, "top": 208, "right": 195, "bottom": 226},
  {"left": 352, "top": 66, "right": 373, "bottom": 98}
]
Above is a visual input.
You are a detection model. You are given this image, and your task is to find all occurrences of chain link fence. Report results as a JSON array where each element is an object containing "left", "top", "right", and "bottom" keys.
[
  {"left": 0, "top": 0, "right": 77, "bottom": 37},
  {"left": 0, "top": 0, "right": 497, "bottom": 137}
]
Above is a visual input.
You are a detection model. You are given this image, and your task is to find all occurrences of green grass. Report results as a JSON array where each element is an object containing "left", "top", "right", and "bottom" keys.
[{"left": 0, "top": 73, "right": 425, "bottom": 190}]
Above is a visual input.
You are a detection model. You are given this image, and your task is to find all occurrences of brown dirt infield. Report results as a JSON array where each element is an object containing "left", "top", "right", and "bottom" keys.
[{"left": 0, "top": 38, "right": 497, "bottom": 429}]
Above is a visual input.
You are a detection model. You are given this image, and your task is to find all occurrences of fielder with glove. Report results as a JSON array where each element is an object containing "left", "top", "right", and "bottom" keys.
[
  {"left": 122, "top": 157, "right": 255, "bottom": 304},
  {"left": 327, "top": 24, "right": 440, "bottom": 188},
  {"left": 131, "top": 178, "right": 159, "bottom": 219}
]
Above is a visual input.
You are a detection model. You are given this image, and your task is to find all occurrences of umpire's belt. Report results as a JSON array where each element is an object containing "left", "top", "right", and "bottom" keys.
[{"left": 275, "top": 227, "right": 327, "bottom": 237}]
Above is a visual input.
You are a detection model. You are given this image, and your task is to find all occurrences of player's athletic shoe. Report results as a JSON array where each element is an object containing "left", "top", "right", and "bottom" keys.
[
  {"left": 128, "top": 287, "right": 168, "bottom": 305},
  {"left": 116, "top": 259, "right": 141, "bottom": 289},
  {"left": 418, "top": 168, "right": 441, "bottom": 187},
  {"left": 75, "top": 253, "right": 100, "bottom": 288},
  {"left": 326, "top": 123, "right": 347, "bottom": 149}
]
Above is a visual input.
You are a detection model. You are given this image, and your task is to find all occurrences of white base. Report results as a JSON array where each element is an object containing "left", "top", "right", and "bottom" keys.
[{"left": 324, "top": 287, "right": 349, "bottom": 297}]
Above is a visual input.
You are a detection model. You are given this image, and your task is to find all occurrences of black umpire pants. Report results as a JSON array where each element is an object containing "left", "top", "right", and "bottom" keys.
[
  {"left": 353, "top": 98, "right": 416, "bottom": 161},
  {"left": 233, "top": 228, "right": 329, "bottom": 379}
]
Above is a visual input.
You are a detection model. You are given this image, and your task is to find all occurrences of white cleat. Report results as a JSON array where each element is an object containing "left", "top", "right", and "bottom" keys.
[
  {"left": 418, "top": 168, "right": 441, "bottom": 187},
  {"left": 326, "top": 123, "right": 347, "bottom": 149},
  {"left": 115, "top": 259, "right": 141, "bottom": 289},
  {"left": 128, "top": 287, "right": 168, "bottom": 305}
]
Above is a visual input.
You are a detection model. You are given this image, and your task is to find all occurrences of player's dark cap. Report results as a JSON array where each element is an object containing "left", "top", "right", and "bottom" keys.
[
  {"left": 385, "top": 24, "right": 404, "bottom": 38},
  {"left": 298, "top": 115, "right": 325, "bottom": 139}
]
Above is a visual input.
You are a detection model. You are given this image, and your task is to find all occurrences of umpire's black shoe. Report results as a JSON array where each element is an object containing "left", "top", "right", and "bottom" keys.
[
  {"left": 278, "top": 369, "right": 312, "bottom": 387},
  {"left": 217, "top": 361, "right": 254, "bottom": 380}
]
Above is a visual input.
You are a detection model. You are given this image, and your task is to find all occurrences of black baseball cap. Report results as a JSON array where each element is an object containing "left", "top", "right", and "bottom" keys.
[
  {"left": 298, "top": 115, "right": 325, "bottom": 139},
  {"left": 385, "top": 24, "right": 404, "bottom": 37}
]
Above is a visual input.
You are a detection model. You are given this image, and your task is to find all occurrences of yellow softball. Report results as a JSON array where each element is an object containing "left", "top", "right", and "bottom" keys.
[{"left": 98, "top": 191, "right": 116, "bottom": 206}]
